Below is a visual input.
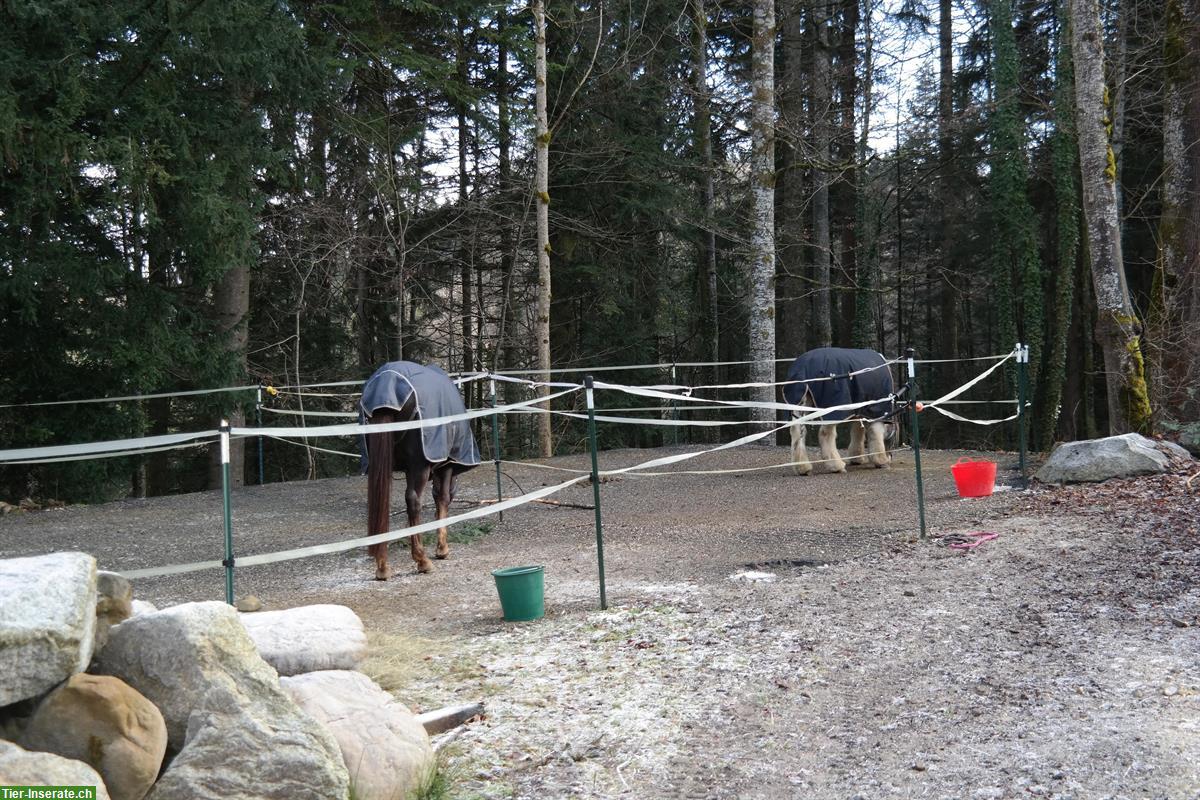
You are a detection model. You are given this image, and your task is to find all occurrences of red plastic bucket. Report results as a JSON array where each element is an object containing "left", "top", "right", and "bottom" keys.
[{"left": 951, "top": 457, "right": 997, "bottom": 498}]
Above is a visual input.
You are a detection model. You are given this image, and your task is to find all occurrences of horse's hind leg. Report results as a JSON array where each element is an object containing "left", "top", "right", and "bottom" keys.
[
  {"left": 866, "top": 420, "right": 891, "bottom": 468},
  {"left": 432, "top": 467, "right": 454, "bottom": 559},
  {"left": 366, "top": 414, "right": 395, "bottom": 581},
  {"left": 818, "top": 423, "right": 846, "bottom": 473},
  {"left": 790, "top": 414, "right": 812, "bottom": 476},
  {"left": 405, "top": 464, "right": 435, "bottom": 574},
  {"left": 848, "top": 422, "right": 867, "bottom": 465}
]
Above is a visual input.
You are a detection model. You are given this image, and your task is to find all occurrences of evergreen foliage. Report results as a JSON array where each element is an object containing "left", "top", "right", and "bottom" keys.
[{"left": 1, "top": 0, "right": 1194, "bottom": 502}]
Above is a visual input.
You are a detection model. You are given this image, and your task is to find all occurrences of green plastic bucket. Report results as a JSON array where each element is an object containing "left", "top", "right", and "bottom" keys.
[{"left": 491, "top": 565, "right": 545, "bottom": 622}]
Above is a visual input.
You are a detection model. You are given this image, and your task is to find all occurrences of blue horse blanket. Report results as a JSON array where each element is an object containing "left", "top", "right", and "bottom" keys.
[
  {"left": 782, "top": 348, "right": 895, "bottom": 422},
  {"left": 359, "top": 362, "right": 481, "bottom": 473}
]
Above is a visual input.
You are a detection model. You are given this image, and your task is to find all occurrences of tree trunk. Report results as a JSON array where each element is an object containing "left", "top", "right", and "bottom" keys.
[
  {"left": 534, "top": 0, "right": 553, "bottom": 457},
  {"left": 457, "top": 16, "right": 474, "bottom": 395},
  {"left": 691, "top": 0, "right": 720, "bottom": 372},
  {"left": 852, "top": 0, "right": 877, "bottom": 349},
  {"left": 776, "top": 0, "right": 805, "bottom": 365},
  {"left": 989, "top": 0, "right": 1042, "bottom": 388},
  {"left": 937, "top": 0, "right": 958, "bottom": 379},
  {"left": 209, "top": 262, "right": 249, "bottom": 489},
  {"left": 810, "top": 0, "right": 833, "bottom": 349},
  {"left": 835, "top": 0, "right": 859, "bottom": 348},
  {"left": 749, "top": 0, "right": 777, "bottom": 423},
  {"left": 1035, "top": 0, "right": 1080, "bottom": 448},
  {"left": 1156, "top": 0, "right": 1200, "bottom": 421},
  {"left": 495, "top": 8, "right": 520, "bottom": 434},
  {"left": 1068, "top": 0, "right": 1152, "bottom": 434}
]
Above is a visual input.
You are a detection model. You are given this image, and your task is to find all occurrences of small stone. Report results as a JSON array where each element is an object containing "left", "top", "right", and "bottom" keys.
[
  {"left": 902, "top": 590, "right": 916, "bottom": 597},
  {"left": 1169, "top": 617, "right": 1191, "bottom": 628},
  {"left": 1163, "top": 684, "right": 1179, "bottom": 697},
  {"left": 911, "top": 761, "right": 927, "bottom": 771},
  {"left": 235, "top": 595, "right": 263, "bottom": 613}
]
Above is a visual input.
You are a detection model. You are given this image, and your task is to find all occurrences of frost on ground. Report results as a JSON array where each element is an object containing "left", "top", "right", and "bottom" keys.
[
  {"left": 2, "top": 447, "right": 1197, "bottom": 799},
  {"left": 383, "top": 513, "right": 1200, "bottom": 800}
]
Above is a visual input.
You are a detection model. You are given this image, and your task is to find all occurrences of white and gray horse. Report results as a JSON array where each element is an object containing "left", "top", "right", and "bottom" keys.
[{"left": 782, "top": 348, "right": 897, "bottom": 475}]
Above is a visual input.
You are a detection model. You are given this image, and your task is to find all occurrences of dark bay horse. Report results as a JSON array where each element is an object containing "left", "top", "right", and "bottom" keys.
[
  {"left": 782, "top": 348, "right": 897, "bottom": 475},
  {"left": 360, "top": 362, "right": 480, "bottom": 579}
]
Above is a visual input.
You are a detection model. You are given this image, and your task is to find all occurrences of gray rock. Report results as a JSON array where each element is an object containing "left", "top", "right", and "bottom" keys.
[
  {"left": 1157, "top": 439, "right": 1194, "bottom": 462},
  {"left": 1036, "top": 433, "right": 1177, "bottom": 484},
  {"left": 94, "top": 571, "right": 134, "bottom": 653},
  {"left": 0, "top": 739, "right": 112, "bottom": 799},
  {"left": 95, "top": 601, "right": 349, "bottom": 799},
  {"left": 131, "top": 600, "right": 158, "bottom": 617},
  {"left": 281, "top": 670, "right": 435, "bottom": 800},
  {"left": 0, "top": 552, "right": 98, "bottom": 705},
  {"left": 1180, "top": 425, "right": 1200, "bottom": 456},
  {"left": 20, "top": 673, "right": 166, "bottom": 800},
  {"left": 239, "top": 604, "right": 367, "bottom": 676}
]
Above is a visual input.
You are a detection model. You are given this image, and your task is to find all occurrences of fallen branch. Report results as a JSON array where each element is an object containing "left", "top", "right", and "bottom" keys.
[{"left": 417, "top": 702, "right": 485, "bottom": 736}]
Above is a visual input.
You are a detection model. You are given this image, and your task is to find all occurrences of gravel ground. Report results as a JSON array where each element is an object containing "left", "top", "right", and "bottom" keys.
[{"left": 2, "top": 445, "right": 1198, "bottom": 800}]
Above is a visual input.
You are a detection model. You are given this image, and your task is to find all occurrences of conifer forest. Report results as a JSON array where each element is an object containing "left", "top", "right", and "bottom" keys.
[{"left": 1, "top": 0, "right": 1198, "bottom": 502}]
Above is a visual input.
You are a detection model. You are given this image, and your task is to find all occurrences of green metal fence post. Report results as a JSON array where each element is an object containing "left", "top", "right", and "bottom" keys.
[
  {"left": 906, "top": 349, "right": 928, "bottom": 541},
  {"left": 491, "top": 378, "right": 504, "bottom": 522},
  {"left": 219, "top": 420, "right": 235, "bottom": 604},
  {"left": 584, "top": 375, "right": 608, "bottom": 610},
  {"left": 670, "top": 363, "right": 679, "bottom": 447},
  {"left": 255, "top": 386, "right": 265, "bottom": 486},
  {"left": 1017, "top": 343, "right": 1028, "bottom": 479}
]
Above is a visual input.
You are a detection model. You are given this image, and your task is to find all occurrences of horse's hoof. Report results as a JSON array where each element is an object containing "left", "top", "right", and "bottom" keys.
[
  {"left": 416, "top": 561, "right": 433, "bottom": 574},
  {"left": 374, "top": 567, "right": 392, "bottom": 581},
  {"left": 435, "top": 550, "right": 449, "bottom": 560}
]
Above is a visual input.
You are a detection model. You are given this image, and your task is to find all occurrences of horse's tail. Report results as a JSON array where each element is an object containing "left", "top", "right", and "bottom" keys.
[
  {"left": 367, "top": 409, "right": 395, "bottom": 538},
  {"left": 789, "top": 388, "right": 812, "bottom": 474}
]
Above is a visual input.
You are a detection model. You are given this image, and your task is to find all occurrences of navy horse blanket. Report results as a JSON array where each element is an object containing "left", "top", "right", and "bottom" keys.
[
  {"left": 359, "top": 361, "right": 481, "bottom": 473},
  {"left": 782, "top": 348, "right": 895, "bottom": 422}
]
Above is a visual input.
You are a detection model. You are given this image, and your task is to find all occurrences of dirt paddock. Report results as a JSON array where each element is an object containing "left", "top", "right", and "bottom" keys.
[{"left": 2, "top": 446, "right": 1198, "bottom": 799}]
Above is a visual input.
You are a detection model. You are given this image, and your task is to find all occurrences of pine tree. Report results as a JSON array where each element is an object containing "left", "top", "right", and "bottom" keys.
[{"left": 988, "top": 0, "right": 1044, "bottom": 386}]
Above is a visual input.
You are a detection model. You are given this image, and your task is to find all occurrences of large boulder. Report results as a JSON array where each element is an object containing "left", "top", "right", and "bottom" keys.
[
  {"left": 1036, "top": 433, "right": 1190, "bottom": 484},
  {"left": 0, "top": 552, "right": 98, "bottom": 705},
  {"left": 0, "top": 739, "right": 111, "bottom": 799},
  {"left": 238, "top": 604, "right": 367, "bottom": 676},
  {"left": 20, "top": 673, "right": 166, "bottom": 800},
  {"left": 95, "top": 601, "right": 349, "bottom": 800},
  {"left": 280, "top": 670, "right": 435, "bottom": 800}
]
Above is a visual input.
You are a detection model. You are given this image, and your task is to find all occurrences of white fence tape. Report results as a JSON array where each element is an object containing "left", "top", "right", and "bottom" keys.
[
  {"left": 3, "top": 353, "right": 1014, "bottom": 412},
  {"left": 921, "top": 350, "right": 1015, "bottom": 409},
  {"left": 120, "top": 474, "right": 589, "bottom": 579},
  {"left": 0, "top": 385, "right": 257, "bottom": 410},
  {"left": 5, "top": 352, "right": 1018, "bottom": 466},
  {"left": 262, "top": 407, "right": 358, "bottom": 419},
  {"left": 232, "top": 387, "right": 578, "bottom": 439},
  {"left": 97, "top": 354, "right": 1018, "bottom": 581},
  {"left": 0, "top": 430, "right": 218, "bottom": 464},
  {"left": 927, "top": 406, "right": 1022, "bottom": 425}
]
